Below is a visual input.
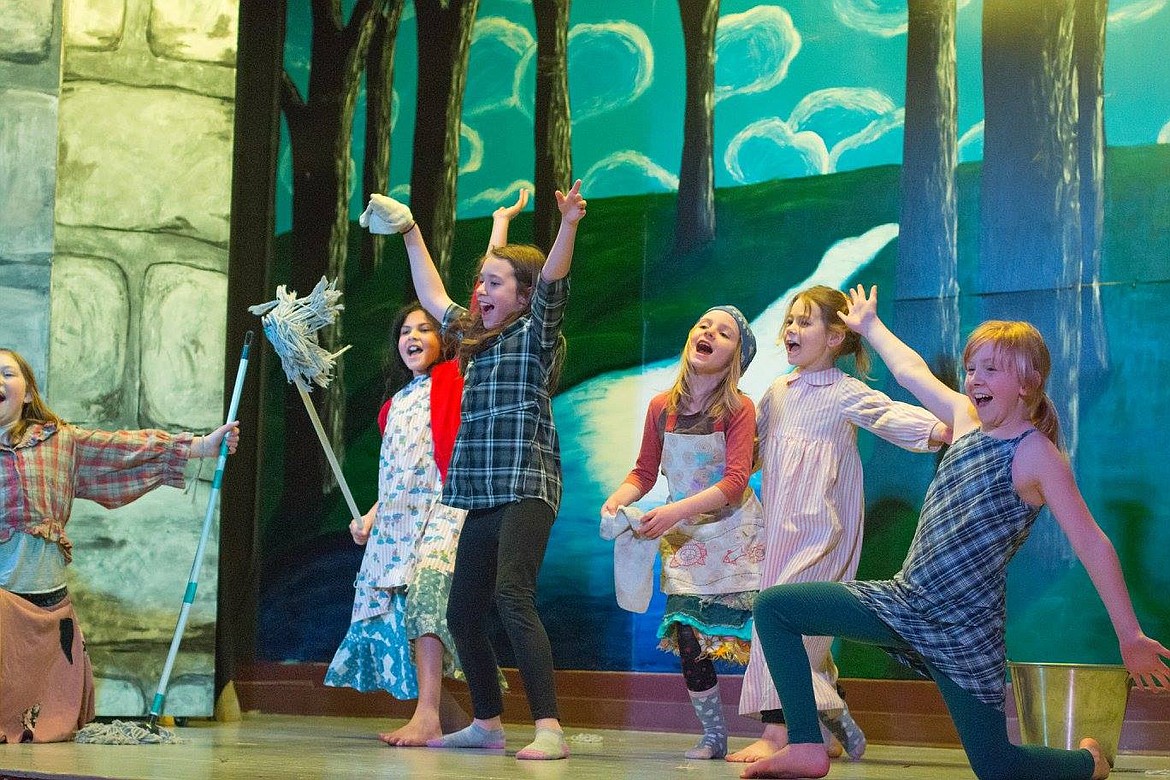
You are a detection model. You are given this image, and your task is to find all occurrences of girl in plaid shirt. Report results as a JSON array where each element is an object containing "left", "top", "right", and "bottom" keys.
[
  {"left": 1, "top": 347, "right": 238, "bottom": 743},
  {"left": 360, "top": 182, "right": 586, "bottom": 760},
  {"left": 743, "top": 287, "right": 1170, "bottom": 780}
]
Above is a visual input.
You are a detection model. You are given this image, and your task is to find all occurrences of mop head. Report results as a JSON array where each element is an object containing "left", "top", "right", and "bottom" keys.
[
  {"left": 249, "top": 276, "right": 350, "bottom": 389},
  {"left": 74, "top": 719, "right": 183, "bottom": 745}
]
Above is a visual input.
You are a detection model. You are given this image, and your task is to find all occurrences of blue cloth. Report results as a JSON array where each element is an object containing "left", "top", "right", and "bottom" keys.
[{"left": 705, "top": 305, "right": 757, "bottom": 370}]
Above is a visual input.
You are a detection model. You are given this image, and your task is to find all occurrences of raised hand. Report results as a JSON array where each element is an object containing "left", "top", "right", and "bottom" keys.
[
  {"left": 493, "top": 188, "right": 529, "bottom": 223},
  {"left": 360, "top": 193, "right": 415, "bottom": 235},
  {"left": 838, "top": 284, "right": 880, "bottom": 335},
  {"left": 555, "top": 179, "right": 587, "bottom": 225}
]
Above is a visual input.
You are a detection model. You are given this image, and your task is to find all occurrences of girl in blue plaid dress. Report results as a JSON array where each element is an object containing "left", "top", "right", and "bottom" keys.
[
  {"left": 360, "top": 183, "right": 586, "bottom": 761},
  {"left": 743, "top": 286, "right": 1170, "bottom": 780}
]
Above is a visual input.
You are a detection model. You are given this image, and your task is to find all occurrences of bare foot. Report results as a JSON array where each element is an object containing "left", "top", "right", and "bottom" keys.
[
  {"left": 740, "top": 743, "right": 831, "bottom": 779},
  {"left": 1079, "top": 737, "right": 1110, "bottom": 780},
  {"left": 728, "top": 739, "right": 782, "bottom": 763},
  {"left": 379, "top": 712, "right": 442, "bottom": 747},
  {"left": 728, "top": 725, "right": 789, "bottom": 763}
]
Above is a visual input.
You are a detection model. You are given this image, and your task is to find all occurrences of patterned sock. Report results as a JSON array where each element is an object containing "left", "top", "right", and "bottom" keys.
[
  {"left": 515, "top": 727, "right": 569, "bottom": 760},
  {"left": 684, "top": 685, "right": 727, "bottom": 759},
  {"left": 425, "top": 722, "right": 506, "bottom": 750},
  {"left": 820, "top": 705, "right": 866, "bottom": 760}
]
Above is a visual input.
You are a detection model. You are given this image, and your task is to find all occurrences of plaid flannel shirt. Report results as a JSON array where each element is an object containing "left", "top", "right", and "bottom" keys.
[
  {"left": 1, "top": 423, "right": 191, "bottom": 564},
  {"left": 441, "top": 274, "right": 568, "bottom": 512}
]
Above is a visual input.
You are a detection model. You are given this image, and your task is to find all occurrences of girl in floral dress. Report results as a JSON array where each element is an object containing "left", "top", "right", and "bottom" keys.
[{"left": 324, "top": 303, "right": 468, "bottom": 746}]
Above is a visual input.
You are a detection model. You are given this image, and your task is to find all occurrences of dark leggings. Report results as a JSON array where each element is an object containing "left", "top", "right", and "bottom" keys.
[
  {"left": 676, "top": 624, "right": 717, "bottom": 692},
  {"left": 445, "top": 499, "right": 559, "bottom": 721},
  {"left": 753, "top": 582, "right": 1095, "bottom": 780}
]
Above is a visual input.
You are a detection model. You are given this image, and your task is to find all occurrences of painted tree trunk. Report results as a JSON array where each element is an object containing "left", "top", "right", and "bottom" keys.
[
  {"left": 981, "top": 0, "right": 1083, "bottom": 453},
  {"left": 674, "top": 0, "right": 719, "bottom": 254},
  {"left": 361, "top": 2, "right": 405, "bottom": 275},
  {"left": 898, "top": 0, "right": 960, "bottom": 385},
  {"left": 411, "top": 0, "right": 482, "bottom": 278},
  {"left": 1075, "top": 0, "right": 1109, "bottom": 373},
  {"left": 533, "top": 0, "right": 573, "bottom": 253},
  {"left": 281, "top": 0, "right": 387, "bottom": 508}
]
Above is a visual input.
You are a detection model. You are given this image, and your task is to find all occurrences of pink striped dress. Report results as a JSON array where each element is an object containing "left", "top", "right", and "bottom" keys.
[{"left": 738, "top": 366, "right": 941, "bottom": 717}]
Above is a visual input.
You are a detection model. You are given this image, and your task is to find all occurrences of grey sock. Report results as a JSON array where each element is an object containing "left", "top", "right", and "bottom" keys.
[
  {"left": 684, "top": 685, "right": 727, "bottom": 759},
  {"left": 425, "top": 722, "right": 505, "bottom": 750},
  {"left": 820, "top": 706, "right": 866, "bottom": 760}
]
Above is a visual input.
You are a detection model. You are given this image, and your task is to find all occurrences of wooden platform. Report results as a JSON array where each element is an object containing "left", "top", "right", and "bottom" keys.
[{"left": 4, "top": 714, "right": 1170, "bottom": 780}]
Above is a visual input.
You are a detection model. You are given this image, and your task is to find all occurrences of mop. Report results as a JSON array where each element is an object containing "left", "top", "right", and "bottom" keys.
[
  {"left": 246, "top": 276, "right": 362, "bottom": 524},
  {"left": 75, "top": 331, "right": 255, "bottom": 744}
]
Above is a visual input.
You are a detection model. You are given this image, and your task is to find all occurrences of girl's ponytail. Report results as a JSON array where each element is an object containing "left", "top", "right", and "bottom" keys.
[{"left": 1031, "top": 392, "right": 1063, "bottom": 448}]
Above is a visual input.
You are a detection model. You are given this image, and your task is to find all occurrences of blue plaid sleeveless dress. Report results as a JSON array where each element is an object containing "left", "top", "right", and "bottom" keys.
[{"left": 846, "top": 429, "right": 1040, "bottom": 707}]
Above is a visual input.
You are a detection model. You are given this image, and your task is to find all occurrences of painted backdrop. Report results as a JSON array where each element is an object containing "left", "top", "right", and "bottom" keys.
[{"left": 255, "top": 0, "right": 1170, "bottom": 682}]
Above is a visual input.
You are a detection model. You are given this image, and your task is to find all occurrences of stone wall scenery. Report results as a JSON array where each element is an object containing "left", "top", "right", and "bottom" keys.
[{"left": 48, "top": 0, "right": 239, "bottom": 717}]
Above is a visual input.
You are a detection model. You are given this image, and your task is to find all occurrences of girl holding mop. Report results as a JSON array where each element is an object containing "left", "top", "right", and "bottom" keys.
[
  {"left": 327, "top": 194, "right": 530, "bottom": 746},
  {"left": 360, "top": 180, "right": 586, "bottom": 760},
  {"left": 0, "top": 347, "right": 239, "bottom": 744}
]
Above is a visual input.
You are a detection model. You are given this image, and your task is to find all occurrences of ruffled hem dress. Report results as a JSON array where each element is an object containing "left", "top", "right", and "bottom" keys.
[{"left": 325, "top": 374, "right": 466, "bottom": 697}]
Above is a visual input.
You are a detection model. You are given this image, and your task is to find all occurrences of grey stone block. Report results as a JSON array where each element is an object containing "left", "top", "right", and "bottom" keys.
[
  {"left": 139, "top": 262, "right": 226, "bottom": 431},
  {"left": 0, "top": 0, "right": 53, "bottom": 63},
  {"left": 148, "top": 0, "right": 237, "bottom": 66},
  {"left": 0, "top": 88, "right": 58, "bottom": 256},
  {"left": 56, "top": 82, "right": 233, "bottom": 245},
  {"left": 47, "top": 255, "right": 129, "bottom": 425}
]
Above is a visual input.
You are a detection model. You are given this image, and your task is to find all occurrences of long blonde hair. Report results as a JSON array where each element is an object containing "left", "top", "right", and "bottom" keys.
[
  {"left": 0, "top": 348, "right": 63, "bottom": 443},
  {"left": 664, "top": 321, "right": 746, "bottom": 422},
  {"left": 788, "top": 285, "right": 871, "bottom": 377},
  {"left": 453, "top": 244, "right": 566, "bottom": 392},
  {"left": 962, "top": 321, "right": 1062, "bottom": 447}
]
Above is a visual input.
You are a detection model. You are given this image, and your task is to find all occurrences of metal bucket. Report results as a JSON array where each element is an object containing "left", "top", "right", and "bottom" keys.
[{"left": 1009, "top": 661, "right": 1132, "bottom": 764}]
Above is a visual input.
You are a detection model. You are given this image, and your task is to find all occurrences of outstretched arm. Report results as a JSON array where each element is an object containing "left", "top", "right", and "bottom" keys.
[
  {"left": 489, "top": 189, "right": 528, "bottom": 249},
  {"left": 360, "top": 193, "right": 454, "bottom": 321},
  {"left": 1018, "top": 436, "right": 1170, "bottom": 690},
  {"left": 542, "top": 179, "right": 587, "bottom": 282},
  {"left": 840, "top": 285, "right": 977, "bottom": 438}
]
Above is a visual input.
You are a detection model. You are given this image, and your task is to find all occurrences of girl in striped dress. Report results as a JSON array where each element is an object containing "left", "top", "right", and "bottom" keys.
[
  {"left": 743, "top": 285, "right": 1170, "bottom": 780},
  {"left": 732, "top": 286, "right": 947, "bottom": 764}
]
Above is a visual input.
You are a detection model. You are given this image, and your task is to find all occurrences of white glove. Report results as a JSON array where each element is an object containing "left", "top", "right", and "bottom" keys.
[{"left": 359, "top": 193, "right": 414, "bottom": 235}]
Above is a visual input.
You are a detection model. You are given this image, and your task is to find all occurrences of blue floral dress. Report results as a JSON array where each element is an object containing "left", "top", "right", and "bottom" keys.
[{"left": 325, "top": 375, "right": 466, "bottom": 697}]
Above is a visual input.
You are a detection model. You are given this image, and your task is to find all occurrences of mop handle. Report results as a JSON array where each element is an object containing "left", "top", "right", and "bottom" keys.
[
  {"left": 294, "top": 377, "right": 362, "bottom": 522},
  {"left": 148, "top": 331, "right": 253, "bottom": 726}
]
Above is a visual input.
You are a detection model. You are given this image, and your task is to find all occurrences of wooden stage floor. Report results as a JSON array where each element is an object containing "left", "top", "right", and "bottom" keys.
[{"left": 3, "top": 714, "right": 1170, "bottom": 780}]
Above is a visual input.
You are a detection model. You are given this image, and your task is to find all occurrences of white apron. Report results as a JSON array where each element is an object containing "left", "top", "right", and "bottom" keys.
[{"left": 657, "top": 413, "right": 764, "bottom": 596}]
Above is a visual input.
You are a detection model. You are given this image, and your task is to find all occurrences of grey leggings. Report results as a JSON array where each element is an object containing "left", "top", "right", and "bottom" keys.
[
  {"left": 753, "top": 582, "right": 1095, "bottom": 780},
  {"left": 445, "top": 499, "right": 559, "bottom": 721}
]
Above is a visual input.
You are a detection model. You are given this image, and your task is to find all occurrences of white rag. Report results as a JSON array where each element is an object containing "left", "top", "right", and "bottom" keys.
[{"left": 599, "top": 506, "right": 658, "bottom": 614}]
